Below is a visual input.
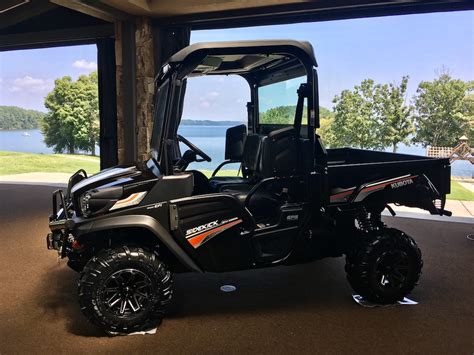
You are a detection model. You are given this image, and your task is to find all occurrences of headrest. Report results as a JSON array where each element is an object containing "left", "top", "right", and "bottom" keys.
[
  {"left": 242, "top": 134, "right": 262, "bottom": 172},
  {"left": 225, "top": 124, "right": 247, "bottom": 160},
  {"left": 267, "top": 126, "right": 295, "bottom": 140}
]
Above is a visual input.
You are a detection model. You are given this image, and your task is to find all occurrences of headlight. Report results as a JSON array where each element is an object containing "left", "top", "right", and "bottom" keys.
[{"left": 78, "top": 187, "right": 127, "bottom": 217}]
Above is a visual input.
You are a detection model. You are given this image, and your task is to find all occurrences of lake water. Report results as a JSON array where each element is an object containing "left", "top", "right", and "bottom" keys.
[{"left": 0, "top": 127, "right": 471, "bottom": 177}]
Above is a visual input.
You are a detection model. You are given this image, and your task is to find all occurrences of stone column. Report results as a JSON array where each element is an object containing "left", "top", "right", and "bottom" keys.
[
  {"left": 135, "top": 17, "right": 155, "bottom": 166},
  {"left": 115, "top": 18, "right": 154, "bottom": 166}
]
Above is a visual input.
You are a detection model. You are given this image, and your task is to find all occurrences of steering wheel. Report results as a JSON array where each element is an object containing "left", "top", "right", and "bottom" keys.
[{"left": 177, "top": 135, "right": 212, "bottom": 162}]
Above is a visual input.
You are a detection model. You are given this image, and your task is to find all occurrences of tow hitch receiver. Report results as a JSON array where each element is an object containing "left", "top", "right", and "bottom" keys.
[{"left": 46, "top": 232, "right": 63, "bottom": 250}]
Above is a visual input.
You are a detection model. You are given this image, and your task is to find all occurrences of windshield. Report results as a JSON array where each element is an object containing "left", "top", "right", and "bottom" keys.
[
  {"left": 258, "top": 75, "right": 307, "bottom": 125},
  {"left": 178, "top": 75, "right": 249, "bottom": 171}
]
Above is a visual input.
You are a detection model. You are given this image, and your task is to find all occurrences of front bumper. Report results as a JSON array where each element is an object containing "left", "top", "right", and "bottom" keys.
[{"left": 46, "top": 189, "right": 74, "bottom": 256}]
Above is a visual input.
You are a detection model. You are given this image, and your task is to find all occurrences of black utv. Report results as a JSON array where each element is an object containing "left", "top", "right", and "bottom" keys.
[{"left": 46, "top": 40, "right": 451, "bottom": 334}]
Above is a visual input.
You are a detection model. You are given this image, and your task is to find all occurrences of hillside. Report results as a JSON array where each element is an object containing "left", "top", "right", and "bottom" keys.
[{"left": 0, "top": 106, "right": 45, "bottom": 130}]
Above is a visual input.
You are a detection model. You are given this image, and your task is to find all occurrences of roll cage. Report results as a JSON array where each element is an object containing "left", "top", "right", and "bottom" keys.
[{"left": 150, "top": 40, "right": 321, "bottom": 175}]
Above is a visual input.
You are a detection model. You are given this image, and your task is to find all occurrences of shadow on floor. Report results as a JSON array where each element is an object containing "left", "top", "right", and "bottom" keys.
[
  {"left": 35, "top": 265, "right": 104, "bottom": 337},
  {"left": 35, "top": 254, "right": 351, "bottom": 337}
]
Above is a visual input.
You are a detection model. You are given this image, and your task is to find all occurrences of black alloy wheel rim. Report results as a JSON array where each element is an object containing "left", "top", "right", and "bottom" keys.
[
  {"left": 101, "top": 269, "right": 153, "bottom": 317},
  {"left": 374, "top": 250, "right": 410, "bottom": 290}
]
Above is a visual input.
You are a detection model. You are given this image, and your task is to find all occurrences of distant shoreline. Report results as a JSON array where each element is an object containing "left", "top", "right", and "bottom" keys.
[
  {"left": 0, "top": 121, "right": 244, "bottom": 131},
  {"left": 180, "top": 119, "right": 244, "bottom": 126},
  {"left": 0, "top": 120, "right": 245, "bottom": 132},
  {"left": 0, "top": 128, "right": 39, "bottom": 131}
]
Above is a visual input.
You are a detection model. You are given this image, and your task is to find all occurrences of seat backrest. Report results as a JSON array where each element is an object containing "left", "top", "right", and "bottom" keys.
[
  {"left": 241, "top": 134, "right": 263, "bottom": 174},
  {"left": 258, "top": 127, "right": 298, "bottom": 178},
  {"left": 298, "top": 138, "right": 313, "bottom": 174},
  {"left": 224, "top": 124, "right": 247, "bottom": 161}
]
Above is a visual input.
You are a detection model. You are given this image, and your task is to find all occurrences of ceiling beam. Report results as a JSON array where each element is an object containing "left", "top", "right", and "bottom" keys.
[
  {"left": 158, "top": 0, "right": 474, "bottom": 30},
  {"left": 0, "top": 24, "right": 114, "bottom": 51},
  {"left": 126, "top": 0, "right": 151, "bottom": 12},
  {"left": 0, "top": 0, "right": 29, "bottom": 14},
  {"left": 50, "top": 0, "right": 134, "bottom": 22},
  {"left": 0, "top": 0, "right": 56, "bottom": 30}
]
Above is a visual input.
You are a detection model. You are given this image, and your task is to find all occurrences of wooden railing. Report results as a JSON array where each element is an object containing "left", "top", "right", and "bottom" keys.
[{"left": 427, "top": 141, "right": 473, "bottom": 164}]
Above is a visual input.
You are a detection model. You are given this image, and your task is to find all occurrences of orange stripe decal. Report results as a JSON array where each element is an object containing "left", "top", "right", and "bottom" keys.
[
  {"left": 115, "top": 193, "right": 140, "bottom": 205},
  {"left": 188, "top": 219, "right": 242, "bottom": 248},
  {"left": 109, "top": 191, "right": 147, "bottom": 211}
]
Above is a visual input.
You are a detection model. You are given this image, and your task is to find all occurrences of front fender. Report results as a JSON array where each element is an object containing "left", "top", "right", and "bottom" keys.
[{"left": 75, "top": 214, "right": 202, "bottom": 272}]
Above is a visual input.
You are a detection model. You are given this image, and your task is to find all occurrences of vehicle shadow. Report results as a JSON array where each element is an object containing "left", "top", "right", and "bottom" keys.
[
  {"left": 35, "top": 257, "right": 351, "bottom": 337},
  {"left": 35, "top": 264, "right": 105, "bottom": 337},
  {"left": 168, "top": 258, "right": 352, "bottom": 319}
]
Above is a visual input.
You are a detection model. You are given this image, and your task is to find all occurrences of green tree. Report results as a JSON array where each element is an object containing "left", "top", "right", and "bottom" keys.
[
  {"left": 412, "top": 73, "right": 473, "bottom": 147},
  {"left": 331, "top": 79, "right": 383, "bottom": 149},
  {"left": 317, "top": 106, "right": 336, "bottom": 146},
  {"left": 42, "top": 72, "right": 99, "bottom": 155},
  {"left": 330, "top": 77, "right": 413, "bottom": 151},
  {"left": 377, "top": 76, "right": 413, "bottom": 152},
  {"left": 259, "top": 105, "right": 333, "bottom": 129},
  {"left": 259, "top": 105, "right": 306, "bottom": 125},
  {"left": 460, "top": 92, "right": 474, "bottom": 144}
]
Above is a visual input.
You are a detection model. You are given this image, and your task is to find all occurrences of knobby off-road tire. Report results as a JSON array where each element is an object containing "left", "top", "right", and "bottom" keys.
[
  {"left": 78, "top": 246, "right": 172, "bottom": 334},
  {"left": 345, "top": 228, "right": 422, "bottom": 304}
]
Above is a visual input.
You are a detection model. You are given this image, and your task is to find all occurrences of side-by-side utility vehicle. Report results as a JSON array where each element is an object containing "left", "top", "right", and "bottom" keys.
[{"left": 46, "top": 41, "right": 451, "bottom": 334}]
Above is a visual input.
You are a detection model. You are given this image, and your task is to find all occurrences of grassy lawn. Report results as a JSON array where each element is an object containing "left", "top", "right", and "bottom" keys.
[
  {"left": 0, "top": 151, "right": 472, "bottom": 201},
  {"left": 0, "top": 151, "right": 100, "bottom": 175},
  {"left": 448, "top": 180, "right": 474, "bottom": 201},
  {"left": 199, "top": 169, "right": 240, "bottom": 178}
]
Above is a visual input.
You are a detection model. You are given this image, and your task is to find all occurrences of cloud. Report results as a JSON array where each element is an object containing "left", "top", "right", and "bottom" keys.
[
  {"left": 199, "top": 100, "right": 211, "bottom": 109},
  {"left": 208, "top": 91, "right": 220, "bottom": 98},
  {"left": 9, "top": 76, "right": 53, "bottom": 93},
  {"left": 72, "top": 59, "right": 97, "bottom": 71}
]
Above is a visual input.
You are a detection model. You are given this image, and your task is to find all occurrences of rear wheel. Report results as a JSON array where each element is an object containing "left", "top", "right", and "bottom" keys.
[
  {"left": 78, "top": 246, "right": 172, "bottom": 334},
  {"left": 345, "top": 228, "right": 422, "bottom": 304}
]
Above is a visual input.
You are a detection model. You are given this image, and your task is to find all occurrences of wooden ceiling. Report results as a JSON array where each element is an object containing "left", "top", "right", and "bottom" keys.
[
  {"left": 51, "top": 0, "right": 474, "bottom": 28},
  {"left": 2, "top": 0, "right": 473, "bottom": 29},
  {"left": 100, "top": 0, "right": 312, "bottom": 17},
  {"left": 1, "top": 0, "right": 472, "bottom": 50}
]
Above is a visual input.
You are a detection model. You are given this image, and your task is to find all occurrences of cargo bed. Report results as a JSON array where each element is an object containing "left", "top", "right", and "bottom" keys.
[{"left": 327, "top": 148, "right": 451, "bottom": 195}]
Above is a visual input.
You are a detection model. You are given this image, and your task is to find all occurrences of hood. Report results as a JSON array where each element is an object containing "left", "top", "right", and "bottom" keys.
[{"left": 71, "top": 166, "right": 142, "bottom": 195}]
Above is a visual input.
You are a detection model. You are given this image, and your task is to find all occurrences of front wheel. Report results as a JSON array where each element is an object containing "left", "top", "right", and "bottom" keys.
[
  {"left": 345, "top": 228, "right": 422, "bottom": 304},
  {"left": 78, "top": 246, "right": 172, "bottom": 334}
]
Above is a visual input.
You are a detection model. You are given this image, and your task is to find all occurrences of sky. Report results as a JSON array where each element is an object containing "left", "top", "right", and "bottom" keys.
[
  {"left": 0, "top": 45, "right": 97, "bottom": 111},
  {"left": 0, "top": 10, "right": 472, "bottom": 120}
]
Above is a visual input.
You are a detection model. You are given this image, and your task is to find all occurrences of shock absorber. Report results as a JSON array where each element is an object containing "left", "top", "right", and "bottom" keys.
[{"left": 355, "top": 206, "right": 383, "bottom": 232}]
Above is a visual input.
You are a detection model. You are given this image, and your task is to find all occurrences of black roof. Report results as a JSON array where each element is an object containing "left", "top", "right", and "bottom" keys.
[
  {"left": 165, "top": 40, "right": 317, "bottom": 82},
  {"left": 168, "top": 40, "right": 316, "bottom": 65}
]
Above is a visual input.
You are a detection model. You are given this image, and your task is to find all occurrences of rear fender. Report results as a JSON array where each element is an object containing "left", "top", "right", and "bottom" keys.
[
  {"left": 74, "top": 215, "right": 202, "bottom": 272},
  {"left": 354, "top": 174, "right": 450, "bottom": 215},
  {"left": 396, "top": 174, "right": 450, "bottom": 215}
]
